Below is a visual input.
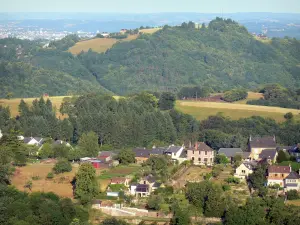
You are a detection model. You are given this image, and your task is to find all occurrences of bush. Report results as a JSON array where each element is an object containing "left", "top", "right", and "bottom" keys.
[
  {"left": 32, "top": 175, "right": 41, "bottom": 180},
  {"left": 222, "top": 184, "right": 231, "bottom": 191},
  {"left": 225, "top": 176, "right": 240, "bottom": 184},
  {"left": 284, "top": 112, "right": 294, "bottom": 120},
  {"left": 223, "top": 89, "right": 248, "bottom": 102},
  {"left": 53, "top": 158, "right": 72, "bottom": 174},
  {"left": 47, "top": 172, "right": 54, "bottom": 179},
  {"left": 286, "top": 190, "right": 299, "bottom": 200}
]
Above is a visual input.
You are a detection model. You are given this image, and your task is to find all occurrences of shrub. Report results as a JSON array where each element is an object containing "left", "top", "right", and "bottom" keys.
[
  {"left": 223, "top": 89, "right": 248, "bottom": 102},
  {"left": 286, "top": 190, "right": 299, "bottom": 200},
  {"left": 225, "top": 176, "right": 240, "bottom": 184},
  {"left": 222, "top": 184, "right": 231, "bottom": 191},
  {"left": 32, "top": 175, "right": 40, "bottom": 180},
  {"left": 53, "top": 158, "right": 72, "bottom": 174},
  {"left": 47, "top": 172, "right": 54, "bottom": 179}
]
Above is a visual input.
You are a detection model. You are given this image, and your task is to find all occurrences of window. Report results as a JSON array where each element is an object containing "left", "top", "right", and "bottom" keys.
[
  {"left": 281, "top": 174, "right": 284, "bottom": 177},
  {"left": 275, "top": 174, "right": 278, "bottom": 177},
  {"left": 193, "top": 150, "right": 194, "bottom": 154},
  {"left": 242, "top": 170, "right": 246, "bottom": 174},
  {"left": 198, "top": 158, "right": 201, "bottom": 162},
  {"left": 205, "top": 151, "right": 207, "bottom": 155},
  {"left": 204, "top": 158, "right": 208, "bottom": 162},
  {"left": 192, "top": 157, "right": 194, "bottom": 161},
  {"left": 210, "top": 158, "right": 213, "bottom": 162}
]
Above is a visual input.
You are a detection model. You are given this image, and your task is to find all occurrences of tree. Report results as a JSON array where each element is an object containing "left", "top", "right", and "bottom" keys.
[
  {"left": 74, "top": 163, "right": 99, "bottom": 203},
  {"left": 286, "top": 190, "right": 299, "bottom": 200},
  {"left": 170, "top": 204, "right": 191, "bottom": 225},
  {"left": 223, "top": 89, "right": 248, "bottom": 102},
  {"left": 53, "top": 158, "right": 72, "bottom": 174},
  {"left": 215, "top": 154, "right": 229, "bottom": 164},
  {"left": 158, "top": 92, "right": 176, "bottom": 110},
  {"left": 147, "top": 195, "right": 164, "bottom": 210},
  {"left": 38, "top": 142, "right": 54, "bottom": 159},
  {"left": 284, "top": 112, "right": 294, "bottom": 120},
  {"left": 233, "top": 154, "right": 242, "bottom": 167},
  {"left": 248, "top": 164, "right": 267, "bottom": 192},
  {"left": 78, "top": 132, "right": 99, "bottom": 157},
  {"left": 277, "top": 150, "right": 289, "bottom": 163},
  {"left": 117, "top": 149, "right": 135, "bottom": 165},
  {"left": 134, "top": 92, "right": 158, "bottom": 108}
]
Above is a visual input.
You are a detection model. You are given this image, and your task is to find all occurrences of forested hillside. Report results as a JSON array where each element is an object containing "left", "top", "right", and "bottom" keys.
[
  {"left": 1, "top": 18, "right": 300, "bottom": 97},
  {"left": 0, "top": 37, "right": 110, "bottom": 98},
  {"left": 78, "top": 18, "right": 300, "bottom": 94}
]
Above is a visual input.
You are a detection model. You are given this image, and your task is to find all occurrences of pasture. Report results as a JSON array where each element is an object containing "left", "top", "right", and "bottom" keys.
[
  {"left": 68, "top": 34, "right": 138, "bottom": 54},
  {"left": 235, "top": 91, "right": 263, "bottom": 104},
  {"left": 0, "top": 96, "right": 69, "bottom": 118},
  {"left": 175, "top": 100, "right": 300, "bottom": 122},
  {"left": 11, "top": 162, "right": 80, "bottom": 198},
  {"left": 139, "top": 28, "right": 161, "bottom": 34}
]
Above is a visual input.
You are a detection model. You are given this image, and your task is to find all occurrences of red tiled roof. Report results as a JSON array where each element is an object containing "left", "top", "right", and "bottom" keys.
[{"left": 268, "top": 165, "right": 291, "bottom": 174}]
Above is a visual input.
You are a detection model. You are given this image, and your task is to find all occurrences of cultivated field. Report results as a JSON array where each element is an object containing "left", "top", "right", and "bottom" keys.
[
  {"left": 68, "top": 34, "right": 138, "bottom": 54},
  {"left": 0, "top": 96, "right": 69, "bottom": 118},
  {"left": 11, "top": 162, "right": 80, "bottom": 198},
  {"left": 175, "top": 100, "right": 300, "bottom": 122}
]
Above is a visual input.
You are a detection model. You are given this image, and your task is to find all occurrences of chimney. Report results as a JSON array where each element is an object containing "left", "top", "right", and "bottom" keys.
[
  {"left": 152, "top": 145, "right": 156, "bottom": 149},
  {"left": 299, "top": 169, "right": 300, "bottom": 175},
  {"left": 249, "top": 135, "right": 252, "bottom": 141},
  {"left": 289, "top": 163, "right": 292, "bottom": 172},
  {"left": 189, "top": 141, "right": 192, "bottom": 148},
  {"left": 195, "top": 142, "right": 198, "bottom": 150},
  {"left": 273, "top": 135, "right": 276, "bottom": 142}
]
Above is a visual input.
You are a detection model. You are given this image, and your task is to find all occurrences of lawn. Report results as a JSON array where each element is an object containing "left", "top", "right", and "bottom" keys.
[
  {"left": 286, "top": 199, "right": 300, "bottom": 206},
  {"left": 175, "top": 100, "right": 300, "bottom": 122},
  {"left": 11, "top": 162, "right": 79, "bottom": 198},
  {"left": 0, "top": 96, "right": 69, "bottom": 118},
  {"left": 68, "top": 35, "right": 138, "bottom": 54}
]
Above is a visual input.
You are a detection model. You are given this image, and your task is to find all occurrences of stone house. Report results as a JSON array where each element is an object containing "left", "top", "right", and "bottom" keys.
[
  {"left": 187, "top": 142, "right": 214, "bottom": 166},
  {"left": 248, "top": 136, "right": 277, "bottom": 160}
]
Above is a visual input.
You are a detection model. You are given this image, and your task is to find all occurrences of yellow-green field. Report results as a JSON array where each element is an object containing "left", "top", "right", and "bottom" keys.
[
  {"left": 175, "top": 100, "right": 300, "bottom": 122},
  {"left": 0, "top": 96, "right": 69, "bottom": 118},
  {"left": 139, "top": 28, "right": 161, "bottom": 34},
  {"left": 235, "top": 92, "right": 263, "bottom": 104},
  {"left": 286, "top": 199, "right": 300, "bottom": 206},
  {"left": 68, "top": 34, "right": 138, "bottom": 54}
]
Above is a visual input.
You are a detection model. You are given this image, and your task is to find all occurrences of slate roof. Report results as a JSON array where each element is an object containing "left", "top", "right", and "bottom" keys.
[
  {"left": 136, "top": 184, "right": 149, "bottom": 192},
  {"left": 243, "top": 161, "right": 257, "bottom": 170},
  {"left": 165, "top": 146, "right": 182, "bottom": 154},
  {"left": 249, "top": 136, "right": 276, "bottom": 148},
  {"left": 286, "top": 183, "right": 298, "bottom": 187},
  {"left": 153, "top": 182, "right": 162, "bottom": 188},
  {"left": 243, "top": 152, "right": 251, "bottom": 158},
  {"left": 268, "top": 165, "right": 291, "bottom": 174},
  {"left": 188, "top": 142, "right": 213, "bottom": 152},
  {"left": 259, "top": 149, "right": 277, "bottom": 160},
  {"left": 33, "top": 137, "right": 43, "bottom": 142},
  {"left": 151, "top": 147, "right": 167, "bottom": 155},
  {"left": 133, "top": 148, "right": 151, "bottom": 158},
  {"left": 99, "top": 151, "right": 116, "bottom": 158},
  {"left": 218, "top": 148, "right": 243, "bottom": 158},
  {"left": 288, "top": 146, "right": 300, "bottom": 154},
  {"left": 145, "top": 175, "right": 156, "bottom": 183},
  {"left": 179, "top": 151, "right": 187, "bottom": 158},
  {"left": 23, "top": 137, "right": 32, "bottom": 144},
  {"left": 285, "top": 171, "right": 300, "bottom": 180}
]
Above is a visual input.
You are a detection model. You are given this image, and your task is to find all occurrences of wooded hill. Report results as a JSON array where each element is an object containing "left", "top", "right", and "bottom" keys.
[{"left": 1, "top": 18, "right": 300, "bottom": 97}]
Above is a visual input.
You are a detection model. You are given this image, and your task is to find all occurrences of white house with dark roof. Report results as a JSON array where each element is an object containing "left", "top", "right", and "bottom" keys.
[
  {"left": 284, "top": 171, "right": 300, "bottom": 191},
  {"left": 21, "top": 136, "right": 44, "bottom": 146},
  {"left": 248, "top": 135, "right": 277, "bottom": 160},
  {"left": 234, "top": 161, "right": 257, "bottom": 179}
]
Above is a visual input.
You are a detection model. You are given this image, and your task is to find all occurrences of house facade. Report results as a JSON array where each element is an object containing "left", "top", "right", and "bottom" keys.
[
  {"left": 267, "top": 165, "right": 291, "bottom": 187},
  {"left": 133, "top": 148, "right": 151, "bottom": 164},
  {"left": 234, "top": 162, "right": 257, "bottom": 179},
  {"left": 284, "top": 171, "right": 300, "bottom": 191},
  {"left": 249, "top": 136, "right": 277, "bottom": 160},
  {"left": 187, "top": 142, "right": 214, "bottom": 166}
]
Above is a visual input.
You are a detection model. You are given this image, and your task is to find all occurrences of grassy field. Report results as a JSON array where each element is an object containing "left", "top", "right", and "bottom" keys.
[
  {"left": 11, "top": 162, "right": 80, "bottom": 198},
  {"left": 68, "top": 35, "right": 138, "bottom": 54},
  {"left": 175, "top": 100, "right": 300, "bottom": 122},
  {"left": 0, "top": 96, "right": 69, "bottom": 118},
  {"left": 139, "top": 28, "right": 161, "bottom": 34},
  {"left": 235, "top": 92, "right": 263, "bottom": 104},
  {"left": 286, "top": 199, "right": 300, "bottom": 206}
]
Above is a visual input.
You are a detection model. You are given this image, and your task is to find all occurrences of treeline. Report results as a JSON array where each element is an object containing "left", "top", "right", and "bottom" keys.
[
  {"left": 177, "top": 86, "right": 210, "bottom": 99},
  {"left": 49, "top": 34, "right": 80, "bottom": 51},
  {"left": 247, "top": 84, "right": 300, "bottom": 109}
]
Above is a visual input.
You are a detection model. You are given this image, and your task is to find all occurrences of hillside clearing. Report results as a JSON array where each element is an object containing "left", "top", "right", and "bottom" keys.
[
  {"left": 235, "top": 92, "right": 263, "bottom": 104},
  {"left": 176, "top": 100, "right": 300, "bottom": 122},
  {"left": 0, "top": 96, "right": 69, "bottom": 118},
  {"left": 68, "top": 35, "right": 138, "bottom": 54},
  {"left": 139, "top": 28, "right": 161, "bottom": 34}
]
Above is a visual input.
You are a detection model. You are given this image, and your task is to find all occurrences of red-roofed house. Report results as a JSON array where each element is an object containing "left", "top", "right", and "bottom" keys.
[{"left": 267, "top": 165, "right": 291, "bottom": 187}]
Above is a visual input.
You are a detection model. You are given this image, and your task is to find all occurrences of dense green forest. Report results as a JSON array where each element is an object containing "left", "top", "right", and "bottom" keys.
[
  {"left": 1, "top": 18, "right": 300, "bottom": 97},
  {"left": 1, "top": 93, "right": 300, "bottom": 151}
]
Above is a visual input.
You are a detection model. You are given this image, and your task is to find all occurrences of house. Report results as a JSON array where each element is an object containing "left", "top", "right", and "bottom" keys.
[
  {"left": 98, "top": 151, "right": 116, "bottom": 162},
  {"left": 258, "top": 149, "right": 278, "bottom": 164},
  {"left": 19, "top": 136, "right": 44, "bottom": 146},
  {"left": 120, "top": 29, "right": 127, "bottom": 33},
  {"left": 284, "top": 171, "right": 300, "bottom": 191},
  {"left": 133, "top": 148, "right": 151, "bottom": 164},
  {"left": 267, "top": 165, "right": 291, "bottom": 187},
  {"left": 53, "top": 140, "right": 71, "bottom": 147},
  {"left": 164, "top": 145, "right": 186, "bottom": 164},
  {"left": 110, "top": 177, "right": 130, "bottom": 187},
  {"left": 234, "top": 161, "right": 257, "bottom": 179},
  {"left": 288, "top": 145, "right": 300, "bottom": 158},
  {"left": 187, "top": 142, "right": 214, "bottom": 166},
  {"left": 90, "top": 160, "right": 102, "bottom": 169},
  {"left": 218, "top": 148, "right": 244, "bottom": 162},
  {"left": 249, "top": 136, "right": 277, "bottom": 160},
  {"left": 150, "top": 147, "right": 167, "bottom": 156},
  {"left": 134, "top": 184, "right": 150, "bottom": 197}
]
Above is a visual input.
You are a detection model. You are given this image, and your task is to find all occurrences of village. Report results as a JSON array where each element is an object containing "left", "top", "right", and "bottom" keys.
[{"left": 9, "top": 129, "right": 300, "bottom": 221}]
